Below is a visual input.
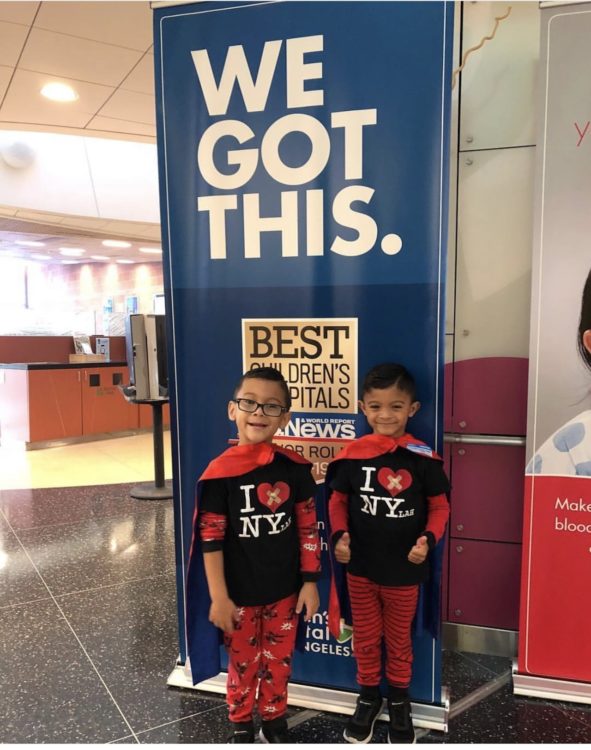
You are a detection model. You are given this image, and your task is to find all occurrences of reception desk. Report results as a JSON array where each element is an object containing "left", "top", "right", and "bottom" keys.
[{"left": 0, "top": 362, "right": 169, "bottom": 448}]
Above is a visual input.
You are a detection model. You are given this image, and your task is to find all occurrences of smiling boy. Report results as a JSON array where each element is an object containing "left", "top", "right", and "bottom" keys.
[
  {"left": 188, "top": 367, "right": 320, "bottom": 743},
  {"left": 326, "top": 363, "right": 450, "bottom": 744}
]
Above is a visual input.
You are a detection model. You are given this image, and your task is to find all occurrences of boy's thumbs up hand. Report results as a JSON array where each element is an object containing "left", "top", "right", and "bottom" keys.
[
  {"left": 335, "top": 532, "right": 351, "bottom": 564},
  {"left": 408, "top": 535, "right": 429, "bottom": 564}
]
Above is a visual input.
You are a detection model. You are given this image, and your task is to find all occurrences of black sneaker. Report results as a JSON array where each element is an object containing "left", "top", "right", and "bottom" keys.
[
  {"left": 259, "top": 715, "right": 289, "bottom": 743},
  {"left": 343, "top": 694, "right": 383, "bottom": 743},
  {"left": 387, "top": 698, "right": 416, "bottom": 744},
  {"left": 227, "top": 720, "right": 255, "bottom": 743}
]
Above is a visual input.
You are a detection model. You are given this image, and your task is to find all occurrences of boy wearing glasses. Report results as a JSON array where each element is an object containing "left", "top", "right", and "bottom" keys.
[{"left": 192, "top": 367, "right": 320, "bottom": 743}]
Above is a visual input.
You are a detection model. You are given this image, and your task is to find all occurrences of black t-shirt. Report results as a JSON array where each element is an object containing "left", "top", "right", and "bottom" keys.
[
  {"left": 200, "top": 454, "right": 317, "bottom": 607},
  {"left": 330, "top": 448, "right": 450, "bottom": 586}
]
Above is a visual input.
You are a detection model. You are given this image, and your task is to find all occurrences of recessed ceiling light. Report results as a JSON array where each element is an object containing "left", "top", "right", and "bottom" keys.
[
  {"left": 62, "top": 260, "right": 79, "bottom": 265},
  {"left": 138, "top": 247, "right": 162, "bottom": 254},
  {"left": 116, "top": 259, "right": 135, "bottom": 264},
  {"left": 31, "top": 254, "right": 51, "bottom": 261},
  {"left": 90, "top": 255, "right": 110, "bottom": 261},
  {"left": 16, "top": 240, "right": 45, "bottom": 247},
  {"left": 59, "top": 247, "right": 85, "bottom": 257},
  {"left": 102, "top": 240, "right": 132, "bottom": 248},
  {"left": 41, "top": 82, "right": 79, "bottom": 102}
]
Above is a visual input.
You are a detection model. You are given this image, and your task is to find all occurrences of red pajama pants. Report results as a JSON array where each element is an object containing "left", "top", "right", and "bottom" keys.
[
  {"left": 347, "top": 573, "right": 419, "bottom": 688},
  {"left": 223, "top": 593, "right": 298, "bottom": 723}
]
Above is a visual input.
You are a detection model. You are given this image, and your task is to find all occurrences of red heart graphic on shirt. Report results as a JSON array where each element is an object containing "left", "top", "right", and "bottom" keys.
[
  {"left": 377, "top": 468, "right": 412, "bottom": 497},
  {"left": 257, "top": 482, "right": 290, "bottom": 512}
]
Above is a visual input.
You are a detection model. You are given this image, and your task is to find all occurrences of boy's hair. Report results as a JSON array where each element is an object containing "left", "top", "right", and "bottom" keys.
[
  {"left": 234, "top": 366, "right": 292, "bottom": 409},
  {"left": 361, "top": 362, "right": 417, "bottom": 401},
  {"left": 578, "top": 268, "right": 591, "bottom": 371}
]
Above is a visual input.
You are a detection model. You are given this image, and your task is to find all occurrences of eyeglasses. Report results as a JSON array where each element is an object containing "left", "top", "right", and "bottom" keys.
[{"left": 232, "top": 398, "right": 288, "bottom": 418}]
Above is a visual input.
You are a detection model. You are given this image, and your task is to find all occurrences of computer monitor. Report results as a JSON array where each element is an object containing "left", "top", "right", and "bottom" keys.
[
  {"left": 145, "top": 314, "right": 168, "bottom": 398},
  {"left": 124, "top": 314, "right": 149, "bottom": 399}
]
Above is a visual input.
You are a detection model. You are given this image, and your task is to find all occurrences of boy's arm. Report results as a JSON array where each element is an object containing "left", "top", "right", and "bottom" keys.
[
  {"left": 294, "top": 497, "right": 321, "bottom": 579},
  {"left": 294, "top": 493, "right": 321, "bottom": 621},
  {"left": 408, "top": 457, "right": 450, "bottom": 564},
  {"left": 199, "top": 486, "right": 238, "bottom": 632},
  {"left": 329, "top": 489, "right": 349, "bottom": 542},
  {"left": 420, "top": 460, "right": 451, "bottom": 550},
  {"left": 408, "top": 493, "right": 450, "bottom": 564},
  {"left": 329, "top": 489, "right": 351, "bottom": 563},
  {"left": 327, "top": 461, "right": 351, "bottom": 543},
  {"left": 423, "top": 493, "right": 450, "bottom": 549},
  {"left": 202, "top": 548, "right": 238, "bottom": 632}
]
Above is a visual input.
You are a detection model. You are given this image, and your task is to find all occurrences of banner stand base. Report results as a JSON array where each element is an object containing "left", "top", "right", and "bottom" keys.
[
  {"left": 167, "top": 664, "right": 449, "bottom": 733},
  {"left": 512, "top": 661, "right": 591, "bottom": 705}
]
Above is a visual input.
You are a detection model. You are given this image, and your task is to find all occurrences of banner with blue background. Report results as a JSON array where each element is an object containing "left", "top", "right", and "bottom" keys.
[{"left": 154, "top": 0, "right": 452, "bottom": 714}]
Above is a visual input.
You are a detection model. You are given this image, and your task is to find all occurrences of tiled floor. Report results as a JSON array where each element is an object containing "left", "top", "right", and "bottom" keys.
[{"left": 1, "top": 436, "right": 591, "bottom": 743}]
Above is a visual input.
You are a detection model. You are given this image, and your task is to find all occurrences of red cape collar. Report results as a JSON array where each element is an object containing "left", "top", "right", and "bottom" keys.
[
  {"left": 332, "top": 432, "right": 440, "bottom": 461},
  {"left": 200, "top": 441, "right": 310, "bottom": 480}
]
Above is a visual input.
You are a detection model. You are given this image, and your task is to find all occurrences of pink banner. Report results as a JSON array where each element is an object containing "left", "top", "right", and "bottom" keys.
[
  {"left": 518, "top": 4, "right": 591, "bottom": 691},
  {"left": 519, "top": 475, "right": 591, "bottom": 681}
]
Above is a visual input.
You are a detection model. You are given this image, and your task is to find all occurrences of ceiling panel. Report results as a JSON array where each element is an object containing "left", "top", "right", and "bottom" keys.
[
  {"left": 0, "top": 65, "right": 12, "bottom": 100},
  {"left": 120, "top": 53, "right": 155, "bottom": 95},
  {"left": 0, "top": 20, "right": 29, "bottom": 67},
  {"left": 0, "top": 2, "right": 39, "bottom": 26},
  {"left": 20, "top": 28, "right": 143, "bottom": 87},
  {"left": 0, "top": 1, "right": 163, "bottom": 262},
  {"left": 86, "top": 115, "right": 155, "bottom": 138},
  {"left": 35, "top": 1, "right": 153, "bottom": 51},
  {"left": 0, "top": 1, "right": 156, "bottom": 141},
  {"left": 98, "top": 88, "right": 155, "bottom": 126},
  {"left": 0, "top": 221, "right": 162, "bottom": 263},
  {"left": 0, "top": 69, "right": 113, "bottom": 128}
]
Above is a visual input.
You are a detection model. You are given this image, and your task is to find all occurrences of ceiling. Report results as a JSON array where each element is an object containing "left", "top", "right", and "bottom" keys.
[
  {"left": 0, "top": 1, "right": 156, "bottom": 141},
  {"left": 0, "top": 204, "right": 162, "bottom": 261},
  {"left": 0, "top": 1, "right": 166, "bottom": 262},
  {"left": 0, "top": 225, "right": 162, "bottom": 265}
]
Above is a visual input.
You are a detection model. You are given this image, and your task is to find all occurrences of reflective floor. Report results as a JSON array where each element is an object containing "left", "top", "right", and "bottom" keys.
[
  {"left": 1, "top": 436, "right": 591, "bottom": 743},
  {"left": 0, "top": 431, "right": 173, "bottom": 490}
]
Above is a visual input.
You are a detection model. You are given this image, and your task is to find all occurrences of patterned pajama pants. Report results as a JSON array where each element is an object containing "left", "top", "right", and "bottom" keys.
[
  {"left": 224, "top": 593, "right": 298, "bottom": 723},
  {"left": 347, "top": 572, "right": 419, "bottom": 688}
]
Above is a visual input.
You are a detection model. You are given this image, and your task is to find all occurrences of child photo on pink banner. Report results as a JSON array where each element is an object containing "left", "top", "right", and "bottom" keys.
[{"left": 527, "top": 267, "right": 591, "bottom": 477}]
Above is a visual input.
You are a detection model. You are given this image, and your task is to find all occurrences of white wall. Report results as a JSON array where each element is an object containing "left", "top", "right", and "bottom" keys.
[{"left": 449, "top": 1, "right": 540, "bottom": 362}]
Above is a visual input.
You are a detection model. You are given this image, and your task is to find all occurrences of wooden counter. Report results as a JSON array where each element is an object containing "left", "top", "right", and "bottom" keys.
[{"left": 0, "top": 362, "right": 169, "bottom": 448}]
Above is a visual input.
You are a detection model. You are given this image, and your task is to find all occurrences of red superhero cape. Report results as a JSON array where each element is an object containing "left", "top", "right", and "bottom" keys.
[
  {"left": 328, "top": 432, "right": 441, "bottom": 463},
  {"left": 185, "top": 441, "right": 311, "bottom": 685},
  {"left": 324, "top": 433, "right": 443, "bottom": 641},
  {"left": 200, "top": 441, "right": 310, "bottom": 480}
]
